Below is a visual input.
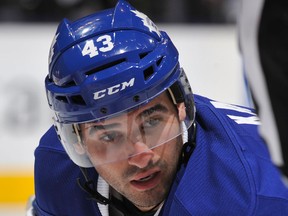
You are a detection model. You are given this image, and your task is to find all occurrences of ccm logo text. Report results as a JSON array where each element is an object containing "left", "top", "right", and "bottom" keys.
[{"left": 93, "top": 78, "right": 135, "bottom": 100}]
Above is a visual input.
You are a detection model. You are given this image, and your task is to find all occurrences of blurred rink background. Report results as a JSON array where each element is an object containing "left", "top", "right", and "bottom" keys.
[{"left": 0, "top": 0, "right": 244, "bottom": 215}]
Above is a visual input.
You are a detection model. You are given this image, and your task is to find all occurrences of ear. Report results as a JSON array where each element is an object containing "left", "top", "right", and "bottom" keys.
[
  {"left": 177, "top": 102, "right": 186, "bottom": 121},
  {"left": 73, "top": 142, "right": 86, "bottom": 155}
]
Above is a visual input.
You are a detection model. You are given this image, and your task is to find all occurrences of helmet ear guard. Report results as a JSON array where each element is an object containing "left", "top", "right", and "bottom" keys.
[{"left": 168, "top": 68, "right": 196, "bottom": 124}]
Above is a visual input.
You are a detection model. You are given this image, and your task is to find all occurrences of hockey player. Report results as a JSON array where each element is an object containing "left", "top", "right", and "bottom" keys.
[{"left": 31, "top": 0, "right": 288, "bottom": 215}]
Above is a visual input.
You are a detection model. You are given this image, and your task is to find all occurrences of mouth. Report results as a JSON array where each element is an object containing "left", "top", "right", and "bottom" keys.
[{"left": 130, "top": 170, "right": 161, "bottom": 191}]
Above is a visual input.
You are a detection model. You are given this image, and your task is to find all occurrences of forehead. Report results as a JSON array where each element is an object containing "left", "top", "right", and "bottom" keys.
[{"left": 90, "top": 92, "right": 173, "bottom": 125}]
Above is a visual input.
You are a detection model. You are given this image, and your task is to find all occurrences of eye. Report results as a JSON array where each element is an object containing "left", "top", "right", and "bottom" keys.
[
  {"left": 100, "top": 131, "right": 123, "bottom": 144},
  {"left": 142, "top": 117, "right": 161, "bottom": 129}
]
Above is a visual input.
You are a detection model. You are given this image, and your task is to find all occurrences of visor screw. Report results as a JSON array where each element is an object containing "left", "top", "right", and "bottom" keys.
[
  {"left": 57, "top": 135, "right": 61, "bottom": 140},
  {"left": 54, "top": 125, "right": 58, "bottom": 131},
  {"left": 100, "top": 107, "right": 107, "bottom": 114},
  {"left": 133, "top": 95, "right": 140, "bottom": 102}
]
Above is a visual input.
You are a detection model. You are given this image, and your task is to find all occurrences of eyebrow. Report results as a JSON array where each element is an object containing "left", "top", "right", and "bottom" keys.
[
  {"left": 136, "top": 104, "right": 169, "bottom": 119},
  {"left": 84, "top": 104, "right": 169, "bottom": 132},
  {"left": 84, "top": 123, "right": 121, "bottom": 134}
]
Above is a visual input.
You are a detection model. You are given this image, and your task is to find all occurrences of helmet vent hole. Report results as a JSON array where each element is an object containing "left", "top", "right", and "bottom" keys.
[
  {"left": 85, "top": 58, "right": 126, "bottom": 76},
  {"left": 156, "top": 56, "right": 164, "bottom": 67},
  {"left": 143, "top": 66, "right": 154, "bottom": 80},
  {"left": 63, "top": 80, "right": 76, "bottom": 87},
  {"left": 56, "top": 96, "right": 68, "bottom": 103},
  {"left": 70, "top": 95, "right": 86, "bottom": 105},
  {"left": 139, "top": 52, "right": 149, "bottom": 59}
]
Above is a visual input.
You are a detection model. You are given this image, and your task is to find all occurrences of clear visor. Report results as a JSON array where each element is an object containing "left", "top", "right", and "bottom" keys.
[{"left": 55, "top": 93, "right": 193, "bottom": 167}]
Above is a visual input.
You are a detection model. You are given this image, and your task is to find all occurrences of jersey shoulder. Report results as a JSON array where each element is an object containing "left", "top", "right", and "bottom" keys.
[
  {"left": 34, "top": 126, "right": 100, "bottom": 215},
  {"left": 165, "top": 95, "right": 288, "bottom": 215}
]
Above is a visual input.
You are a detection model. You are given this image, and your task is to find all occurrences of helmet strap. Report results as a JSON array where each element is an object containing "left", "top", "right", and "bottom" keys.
[
  {"left": 77, "top": 167, "right": 110, "bottom": 205},
  {"left": 179, "top": 122, "right": 196, "bottom": 168}
]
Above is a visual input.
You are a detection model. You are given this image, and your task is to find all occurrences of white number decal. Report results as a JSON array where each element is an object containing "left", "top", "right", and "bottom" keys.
[
  {"left": 97, "top": 35, "right": 114, "bottom": 52},
  {"left": 82, "top": 35, "right": 114, "bottom": 58},
  {"left": 82, "top": 40, "right": 98, "bottom": 58}
]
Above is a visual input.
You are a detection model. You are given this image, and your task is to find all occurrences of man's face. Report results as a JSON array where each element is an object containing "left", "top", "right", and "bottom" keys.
[{"left": 80, "top": 92, "right": 186, "bottom": 211}]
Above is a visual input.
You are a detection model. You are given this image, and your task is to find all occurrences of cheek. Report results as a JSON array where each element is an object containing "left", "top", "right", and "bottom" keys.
[
  {"left": 95, "top": 162, "right": 126, "bottom": 186},
  {"left": 155, "top": 135, "right": 183, "bottom": 163},
  {"left": 168, "top": 136, "right": 183, "bottom": 161}
]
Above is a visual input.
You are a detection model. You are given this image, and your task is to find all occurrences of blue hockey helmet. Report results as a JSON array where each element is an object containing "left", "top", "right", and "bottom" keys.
[{"left": 46, "top": 0, "right": 195, "bottom": 167}]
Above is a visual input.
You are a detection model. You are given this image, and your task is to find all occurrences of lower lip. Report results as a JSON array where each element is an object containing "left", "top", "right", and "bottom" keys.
[{"left": 130, "top": 171, "right": 161, "bottom": 191}]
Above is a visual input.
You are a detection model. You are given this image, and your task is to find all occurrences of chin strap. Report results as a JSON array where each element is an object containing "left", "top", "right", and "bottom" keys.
[{"left": 77, "top": 167, "right": 110, "bottom": 205}]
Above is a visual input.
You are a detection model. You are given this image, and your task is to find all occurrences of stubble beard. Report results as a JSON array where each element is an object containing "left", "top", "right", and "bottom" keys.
[
  {"left": 118, "top": 140, "right": 182, "bottom": 209},
  {"left": 121, "top": 160, "right": 173, "bottom": 209}
]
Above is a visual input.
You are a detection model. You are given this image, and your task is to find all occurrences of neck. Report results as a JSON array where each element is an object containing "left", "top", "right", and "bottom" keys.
[
  {"left": 134, "top": 200, "right": 164, "bottom": 212},
  {"left": 109, "top": 188, "right": 163, "bottom": 215}
]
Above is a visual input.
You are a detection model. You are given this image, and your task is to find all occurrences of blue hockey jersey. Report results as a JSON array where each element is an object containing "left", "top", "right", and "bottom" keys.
[{"left": 33, "top": 95, "right": 288, "bottom": 215}]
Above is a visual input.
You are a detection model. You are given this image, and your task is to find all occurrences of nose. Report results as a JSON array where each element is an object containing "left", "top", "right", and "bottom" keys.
[{"left": 127, "top": 141, "right": 154, "bottom": 168}]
